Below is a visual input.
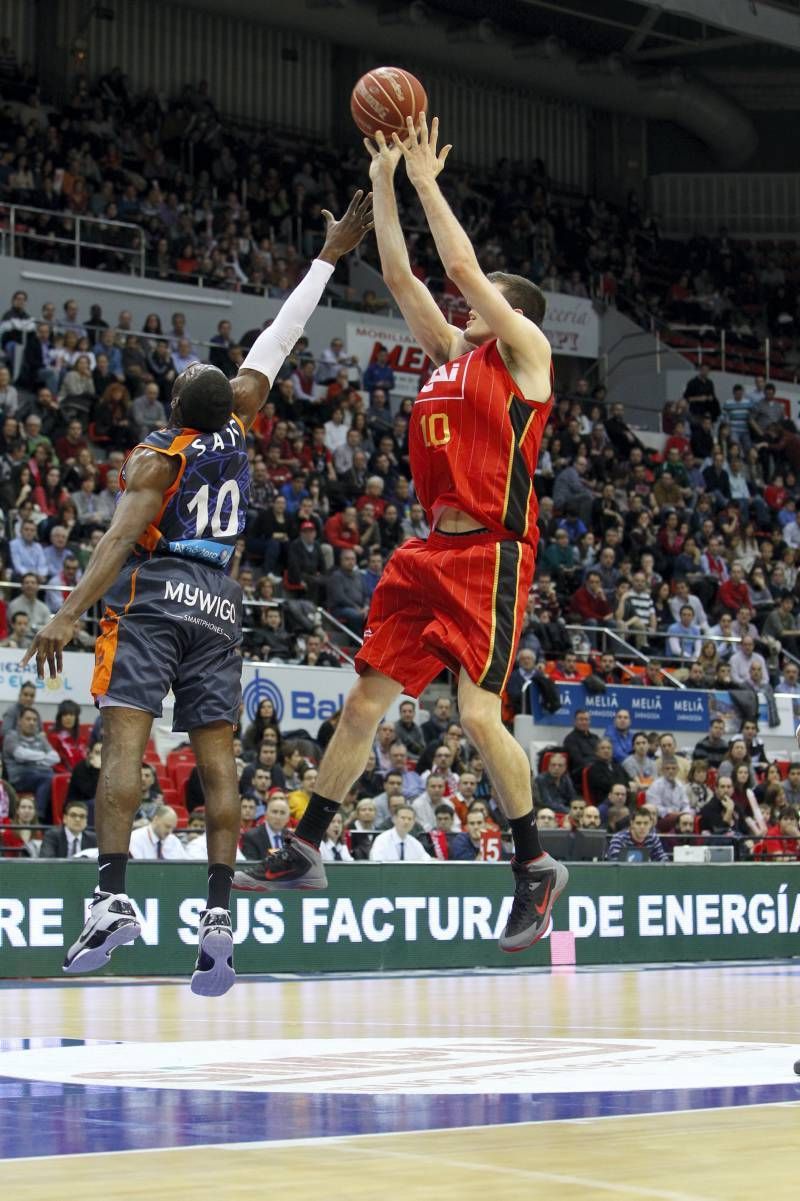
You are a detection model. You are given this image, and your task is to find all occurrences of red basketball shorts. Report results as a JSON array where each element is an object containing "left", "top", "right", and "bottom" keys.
[{"left": 354, "top": 529, "right": 535, "bottom": 698}]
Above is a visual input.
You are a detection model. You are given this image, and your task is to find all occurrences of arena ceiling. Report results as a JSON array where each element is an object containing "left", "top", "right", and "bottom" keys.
[
  {"left": 164, "top": 0, "right": 800, "bottom": 113},
  {"left": 167, "top": 0, "right": 800, "bottom": 65}
]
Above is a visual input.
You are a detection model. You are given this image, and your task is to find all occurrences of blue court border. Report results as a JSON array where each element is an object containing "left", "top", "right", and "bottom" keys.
[{"left": 1, "top": 1077, "right": 799, "bottom": 1158}]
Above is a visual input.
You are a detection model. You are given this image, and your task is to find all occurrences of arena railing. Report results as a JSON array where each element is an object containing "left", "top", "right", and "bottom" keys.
[
  {"left": 0, "top": 203, "right": 146, "bottom": 277},
  {"left": 560, "top": 623, "right": 685, "bottom": 686},
  {"left": 614, "top": 627, "right": 800, "bottom": 676},
  {"left": 551, "top": 624, "right": 800, "bottom": 699}
]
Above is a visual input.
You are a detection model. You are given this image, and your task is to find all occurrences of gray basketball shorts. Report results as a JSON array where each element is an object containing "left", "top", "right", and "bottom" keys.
[{"left": 92, "top": 553, "right": 243, "bottom": 731}]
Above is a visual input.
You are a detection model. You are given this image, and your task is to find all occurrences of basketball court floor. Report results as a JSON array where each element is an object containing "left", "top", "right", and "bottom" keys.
[{"left": 1, "top": 962, "right": 798, "bottom": 1200}]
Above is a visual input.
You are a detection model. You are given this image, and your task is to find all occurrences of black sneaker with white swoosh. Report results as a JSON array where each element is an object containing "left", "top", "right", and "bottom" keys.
[{"left": 63, "top": 891, "right": 142, "bottom": 973}]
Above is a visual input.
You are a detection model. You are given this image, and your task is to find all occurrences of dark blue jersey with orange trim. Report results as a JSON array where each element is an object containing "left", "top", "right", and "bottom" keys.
[
  {"left": 408, "top": 339, "right": 553, "bottom": 549},
  {"left": 122, "top": 415, "right": 250, "bottom": 568}
]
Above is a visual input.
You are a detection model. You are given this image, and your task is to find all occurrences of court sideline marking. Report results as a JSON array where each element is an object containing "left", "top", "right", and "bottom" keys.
[
  {"left": 2, "top": 1134, "right": 718, "bottom": 1201},
  {"left": 338, "top": 1142, "right": 718, "bottom": 1201}
]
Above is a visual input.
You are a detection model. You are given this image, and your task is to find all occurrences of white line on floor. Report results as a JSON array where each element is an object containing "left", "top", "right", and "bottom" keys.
[{"left": 338, "top": 1142, "right": 719, "bottom": 1201}]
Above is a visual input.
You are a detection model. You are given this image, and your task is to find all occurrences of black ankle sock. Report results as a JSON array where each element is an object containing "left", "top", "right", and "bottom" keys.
[
  {"left": 207, "top": 863, "right": 234, "bottom": 911},
  {"left": 295, "top": 792, "right": 340, "bottom": 847},
  {"left": 508, "top": 811, "right": 544, "bottom": 863},
  {"left": 97, "top": 853, "right": 128, "bottom": 895}
]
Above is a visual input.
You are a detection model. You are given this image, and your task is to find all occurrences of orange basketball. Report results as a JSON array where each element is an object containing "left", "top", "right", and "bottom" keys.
[{"left": 351, "top": 66, "right": 428, "bottom": 140}]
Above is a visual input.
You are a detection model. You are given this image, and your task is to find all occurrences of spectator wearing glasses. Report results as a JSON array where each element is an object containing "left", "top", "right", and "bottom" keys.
[{"left": 40, "top": 800, "right": 96, "bottom": 859}]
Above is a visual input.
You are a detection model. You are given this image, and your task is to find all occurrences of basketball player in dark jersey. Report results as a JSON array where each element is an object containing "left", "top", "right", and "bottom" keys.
[
  {"left": 235, "top": 119, "right": 568, "bottom": 952},
  {"left": 23, "top": 192, "right": 373, "bottom": 993}
]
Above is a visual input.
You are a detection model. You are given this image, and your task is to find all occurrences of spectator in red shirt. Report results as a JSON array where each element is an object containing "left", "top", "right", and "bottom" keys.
[
  {"left": 755, "top": 807, "right": 800, "bottom": 860},
  {"left": 0, "top": 791, "right": 41, "bottom": 859},
  {"left": 551, "top": 651, "right": 583, "bottom": 682},
  {"left": 355, "top": 476, "right": 387, "bottom": 519},
  {"left": 717, "top": 561, "right": 754, "bottom": 614},
  {"left": 33, "top": 464, "right": 69, "bottom": 518},
  {"left": 264, "top": 444, "right": 292, "bottom": 488},
  {"left": 298, "top": 426, "right": 335, "bottom": 480},
  {"left": 763, "top": 476, "right": 787, "bottom": 511},
  {"left": 657, "top": 511, "right": 686, "bottom": 558},
  {"left": 664, "top": 419, "right": 690, "bottom": 458},
  {"left": 640, "top": 659, "right": 670, "bottom": 687},
  {"left": 324, "top": 505, "right": 364, "bottom": 559},
  {"left": 570, "top": 570, "right": 613, "bottom": 626},
  {"left": 49, "top": 699, "right": 88, "bottom": 770},
  {"left": 54, "top": 418, "right": 88, "bottom": 465}
]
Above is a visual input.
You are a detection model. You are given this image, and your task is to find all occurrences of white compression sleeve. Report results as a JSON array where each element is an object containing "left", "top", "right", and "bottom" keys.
[{"left": 241, "top": 258, "right": 336, "bottom": 385}]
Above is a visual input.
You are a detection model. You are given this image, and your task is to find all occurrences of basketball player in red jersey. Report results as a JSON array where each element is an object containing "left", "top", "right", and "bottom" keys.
[
  {"left": 235, "top": 117, "right": 567, "bottom": 952},
  {"left": 23, "top": 193, "right": 373, "bottom": 992}
]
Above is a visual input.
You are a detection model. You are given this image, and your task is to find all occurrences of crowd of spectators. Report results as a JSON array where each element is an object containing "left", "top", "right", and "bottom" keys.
[
  {"left": 2, "top": 679, "right": 798, "bottom": 862},
  {"left": 0, "top": 279, "right": 424, "bottom": 663},
  {"left": 527, "top": 708, "right": 799, "bottom": 861},
  {"left": 517, "top": 366, "right": 800, "bottom": 713},
  {"left": 0, "top": 687, "right": 524, "bottom": 863},
  {"left": 3, "top": 274, "right": 800, "bottom": 861},
  {"left": 3, "top": 51, "right": 800, "bottom": 378},
  {"left": 2, "top": 49, "right": 800, "bottom": 863}
]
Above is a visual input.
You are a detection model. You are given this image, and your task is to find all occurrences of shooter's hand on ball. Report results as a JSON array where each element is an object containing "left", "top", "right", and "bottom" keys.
[
  {"left": 364, "top": 130, "right": 403, "bottom": 182},
  {"left": 318, "top": 189, "right": 374, "bottom": 265},
  {"left": 21, "top": 612, "right": 78, "bottom": 679},
  {"left": 392, "top": 113, "right": 452, "bottom": 185}
]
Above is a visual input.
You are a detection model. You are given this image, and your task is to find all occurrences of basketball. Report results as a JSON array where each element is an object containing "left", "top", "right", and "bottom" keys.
[{"left": 350, "top": 66, "right": 427, "bottom": 140}]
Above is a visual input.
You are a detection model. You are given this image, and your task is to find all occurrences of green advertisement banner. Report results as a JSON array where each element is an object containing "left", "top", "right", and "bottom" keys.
[{"left": 1, "top": 862, "right": 799, "bottom": 977}]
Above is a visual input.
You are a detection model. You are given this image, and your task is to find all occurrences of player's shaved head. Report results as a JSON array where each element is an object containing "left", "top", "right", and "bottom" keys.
[
  {"left": 487, "top": 271, "right": 546, "bottom": 327},
  {"left": 171, "top": 363, "right": 233, "bottom": 432}
]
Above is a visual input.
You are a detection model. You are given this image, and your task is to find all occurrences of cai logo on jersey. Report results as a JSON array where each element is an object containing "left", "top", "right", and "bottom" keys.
[{"left": 419, "top": 361, "right": 463, "bottom": 394}]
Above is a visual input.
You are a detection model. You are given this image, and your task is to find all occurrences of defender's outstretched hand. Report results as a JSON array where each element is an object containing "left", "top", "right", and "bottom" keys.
[
  {"left": 393, "top": 113, "right": 452, "bottom": 187},
  {"left": 21, "top": 612, "right": 78, "bottom": 679},
  {"left": 319, "top": 189, "right": 374, "bottom": 262},
  {"left": 364, "top": 130, "right": 403, "bottom": 182}
]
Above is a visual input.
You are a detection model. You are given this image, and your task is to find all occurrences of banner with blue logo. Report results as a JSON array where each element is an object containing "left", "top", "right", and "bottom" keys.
[
  {"left": 529, "top": 681, "right": 799, "bottom": 738},
  {"left": 240, "top": 663, "right": 412, "bottom": 736},
  {"left": 530, "top": 682, "right": 710, "bottom": 732}
]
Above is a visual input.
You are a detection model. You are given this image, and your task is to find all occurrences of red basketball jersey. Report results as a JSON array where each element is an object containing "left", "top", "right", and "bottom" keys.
[{"left": 408, "top": 338, "right": 553, "bottom": 549}]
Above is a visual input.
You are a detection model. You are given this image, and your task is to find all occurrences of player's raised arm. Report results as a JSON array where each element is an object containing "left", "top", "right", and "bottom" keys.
[
  {"left": 395, "top": 114, "right": 551, "bottom": 387},
  {"left": 365, "top": 131, "right": 465, "bottom": 367},
  {"left": 231, "top": 191, "right": 374, "bottom": 430},
  {"left": 20, "top": 450, "right": 178, "bottom": 679}
]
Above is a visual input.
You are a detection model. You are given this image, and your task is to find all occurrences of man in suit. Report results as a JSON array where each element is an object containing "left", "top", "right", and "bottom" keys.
[
  {"left": 241, "top": 791, "right": 291, "bottom": 858},
  {"left": 40, "top": 800, "right": 97, "bottom": 858}
]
